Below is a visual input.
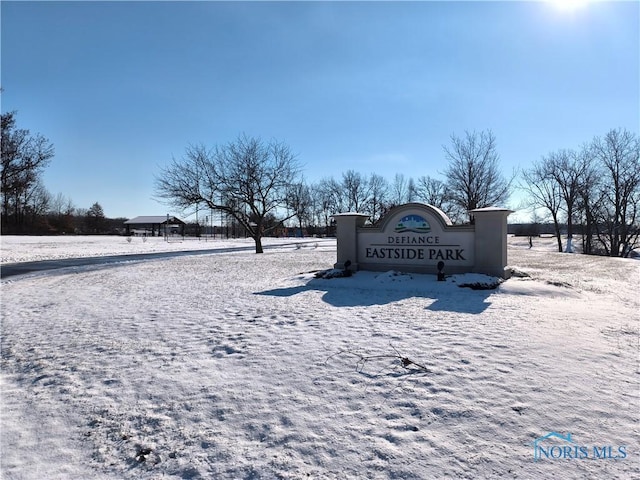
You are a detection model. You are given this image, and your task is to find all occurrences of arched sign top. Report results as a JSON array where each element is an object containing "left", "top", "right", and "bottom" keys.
[{"left": 375, "top": 203, "right": 454, "bottom": 232}]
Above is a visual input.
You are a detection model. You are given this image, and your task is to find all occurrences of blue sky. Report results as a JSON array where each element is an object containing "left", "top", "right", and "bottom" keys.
[{"left": 2, "top": 0, "right": 638, "bottom": 221}]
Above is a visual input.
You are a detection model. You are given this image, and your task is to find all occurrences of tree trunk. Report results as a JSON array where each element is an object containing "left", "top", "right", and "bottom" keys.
[
  {"left": 565, "top": 212, "right": 574, "bottom": 252},
  {"left": 565, "top": 235, "right": 574, "bottom": 253},
  {"left": 555, "top": 232, "right": 563, "bottom": 252},
  {"left": 552, "top": 215, "right": 563, "bottom": 252},
  {"left": 254, "top": 235, "right": 264, "bottom": 254},
  {"left": 583, "top": 213, "right": 593, "bottom": 255}
]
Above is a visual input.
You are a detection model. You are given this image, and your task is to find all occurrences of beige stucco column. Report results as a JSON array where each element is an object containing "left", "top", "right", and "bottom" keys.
[
  {"left": 470, "top": 207, "right": 513, "bottom": 278},
  {"left": 332, "top": 212, "right": 370, "bottom": 271}
]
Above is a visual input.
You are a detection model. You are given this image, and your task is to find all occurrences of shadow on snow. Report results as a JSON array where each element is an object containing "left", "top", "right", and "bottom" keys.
[{"left": 254, "top": 272, "right": 494, "bottom": 314}]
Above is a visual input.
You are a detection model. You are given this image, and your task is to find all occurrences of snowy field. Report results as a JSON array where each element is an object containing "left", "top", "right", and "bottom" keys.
[
  {"left": 1, "top": 235, "right": 638, "bottom": 479},
  {"left": 0, "top": 235, "right": 321, "bottom": 264}
]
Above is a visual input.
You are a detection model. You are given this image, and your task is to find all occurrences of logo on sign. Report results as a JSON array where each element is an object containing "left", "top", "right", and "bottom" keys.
[{"left": 395, "top": 215, "right": 430, "bottom": 234}]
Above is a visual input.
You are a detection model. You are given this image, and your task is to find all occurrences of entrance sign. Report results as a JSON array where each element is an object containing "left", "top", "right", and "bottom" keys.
[{"left": 332, "top": 203, "right": 512, "bottom": 278}]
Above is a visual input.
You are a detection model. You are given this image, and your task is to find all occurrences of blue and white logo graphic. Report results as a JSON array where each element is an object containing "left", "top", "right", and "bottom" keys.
[
  {"left": 394, "top": 214, "right": 430, "bottom": 233},
  {"left": 531, "top": 432, "right": 627, "bottom": 461}
]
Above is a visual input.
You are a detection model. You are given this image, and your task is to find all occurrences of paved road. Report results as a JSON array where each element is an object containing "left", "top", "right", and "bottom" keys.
[{"left": 0, "top": 244, "right": 269, "bottom": 279}]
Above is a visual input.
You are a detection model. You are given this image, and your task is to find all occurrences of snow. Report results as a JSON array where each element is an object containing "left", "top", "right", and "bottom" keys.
[
  {"left": 0, "top": 235, "right": 320, "bottom": 264},
  {"left": 1, "top": 235, "right": 639, "bottom": 479}
]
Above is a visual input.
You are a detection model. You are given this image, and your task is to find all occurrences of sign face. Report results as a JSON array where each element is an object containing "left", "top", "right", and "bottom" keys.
[
  {"left": 333, "top": 203, "right": 512, "bottom": 277},
  {"left": 357, "top": 207, "right": 474, "bottom": 270}
]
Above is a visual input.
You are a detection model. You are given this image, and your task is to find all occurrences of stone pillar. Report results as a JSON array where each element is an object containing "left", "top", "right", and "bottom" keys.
[
  {"left": 332, "top": 213, "right": 370, "bottom": 271},
  {"left": 470, "top": 207, "right": 513, "bottom": 278}
]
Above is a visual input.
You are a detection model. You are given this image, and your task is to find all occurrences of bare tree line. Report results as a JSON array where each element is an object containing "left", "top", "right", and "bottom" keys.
[
  {"left": 1, "top": 111, "right": 54, "bottom": 231},
  {"left": 154, "top": 130, "right": 512, "bottom": 252},
  {"left": 298, "top": 130, "right": 513, "bottom": 227},
  {"left": 0, "top": 111, "right": 123, "bottom": 234},
  {"left": 3, "top": 108, "right": 638, "bottom": 258},
  {"left": 521, "top": 128, "right": 640, "bottom": 257},
  {"left": 1, "top": 111, "right": 137, "bottom": 234}
]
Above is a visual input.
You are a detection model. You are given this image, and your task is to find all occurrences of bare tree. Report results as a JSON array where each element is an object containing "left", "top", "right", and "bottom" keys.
[
  {"left": 287, "top": 179, "right": 313, "bottom": 236},
  {"left": 49, "top": 192, "right": 74, "bottom": 217},
  {"left": 155, "top": 135, "right": 301, "bottom": 253},
  {"left": 48, "top": 192, "right": 76, "bottom": 233},
  {"left": 574, "top": 146, "right": 603, "bottom": 255},
  {"left": 311, "top": 179, "right": 342, "bottom": 234},
  {"left": 591, "top": 128, "right": 640, "bottom": 257},
  {"left": 341, "top": 170, "right": 370, "bottom": 212},
  {"left": 443, "top": 130, "right": 511, "bottom": 221},
  {"left": 389, "top": 173, "right": 411, "bottom": 206},
  {"left": 520, "top": 162, "right": 565, "bottom": 252},
  {"left": 415, "top": 175, "right": 450, "bottom": 211},
  {"left": 367, "top": 173, "right": 388, "bottom": 223},
  {"left": 24, "top": 180, "right": 51, "bottom": 230},
  {"left": 541, "top": 149, "right": 588, "bottom": 253}
]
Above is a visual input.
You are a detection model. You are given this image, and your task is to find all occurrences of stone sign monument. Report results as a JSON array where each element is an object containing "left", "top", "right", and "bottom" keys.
[{"left": 332, "top": 203, "right": 512, "bottom": 278}]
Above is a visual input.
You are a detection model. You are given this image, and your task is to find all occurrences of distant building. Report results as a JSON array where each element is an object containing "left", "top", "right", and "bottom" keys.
[{"left": 123, "top": 216, "right": 185, "bottom": 236}]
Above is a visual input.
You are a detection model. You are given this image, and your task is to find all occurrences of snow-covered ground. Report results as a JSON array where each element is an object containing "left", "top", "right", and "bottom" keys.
[
  {"left": 1, "top": 235, "right": 638, "bottom": 479},
  {"left": 0, "top": 235, "right": 322, "bottom": 264}
]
